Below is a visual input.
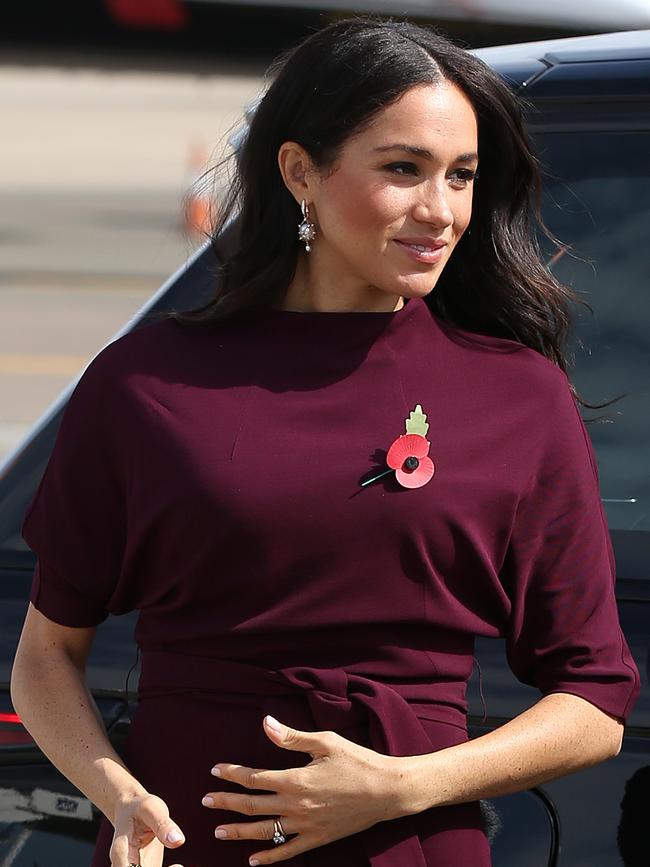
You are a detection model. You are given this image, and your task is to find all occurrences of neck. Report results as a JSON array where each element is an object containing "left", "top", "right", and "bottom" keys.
[{"left": 281, "top": 255, "right": 405, "bottom": 313}]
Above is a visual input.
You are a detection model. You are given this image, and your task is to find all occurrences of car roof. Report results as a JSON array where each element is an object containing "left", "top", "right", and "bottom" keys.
[
  {"left": 473, "top": 29, "right": 650, "bottom": 98},
  {"left": 475, "top": 28, "right": 650, "bottom": 64}
]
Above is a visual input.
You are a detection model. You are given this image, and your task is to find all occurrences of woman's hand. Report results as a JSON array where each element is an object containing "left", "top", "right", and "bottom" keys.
[
  {"left": 202, "top": 715, "right": 408, "bottom": 865},
  {"left": 110, "top": 792, "right": 186, "bottom": 867}
]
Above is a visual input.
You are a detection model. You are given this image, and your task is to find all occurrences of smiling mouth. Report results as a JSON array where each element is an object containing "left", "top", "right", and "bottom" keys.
[
  {"left": 393, "top": 239, "right": 448, "bottom": 262},
  {"left": 395, "top": 240, "right": 447, "bottom": 252}
]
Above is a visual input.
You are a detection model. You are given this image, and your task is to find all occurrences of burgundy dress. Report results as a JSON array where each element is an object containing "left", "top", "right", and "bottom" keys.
[{"left": 22, "top": 297, "right": 640, "bottom": 867}]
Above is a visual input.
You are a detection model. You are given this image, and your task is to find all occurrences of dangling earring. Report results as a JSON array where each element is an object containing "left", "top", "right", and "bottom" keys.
[{"left": 298, "top": 199, "right": 316, "bottom": 253}]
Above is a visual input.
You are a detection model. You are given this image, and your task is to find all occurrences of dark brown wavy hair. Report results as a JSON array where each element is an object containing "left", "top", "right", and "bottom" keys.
[{"left": 173, "top": 17, "right": 591, "bottom": 401}]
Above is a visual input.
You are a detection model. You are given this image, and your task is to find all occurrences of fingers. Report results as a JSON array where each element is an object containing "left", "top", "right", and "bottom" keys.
[
  {"left": 213, "top": 818, "right": 315, "bottom": 866},
  {"left": 248, "top": 834, "right": 314, "bottom": 865},
  {"left": 209, "top": 722, "right": 340, "bottom": 794},
  {"left": 262, "top": 716, "right": 339, "bottom": 757},
  {"left": 211, "top": 762, "right": 289, "bottom": 792},
  {"left": 111, "top": 795, "right": 186, "bottom": 867},
  {"left": 212, "top": 816, "right": 294, "bottom": 842},
  {"left": 109, "top": 829, "right": 141, "bottom": 867},
  {"left": 203, "top": 791, "right": 283, "bottom": 816},
  {"left": 137, "top": 794, "right": 186, "bottom": 849},
  {"left": 211, "top": 763, "right": 289, "bottom": 792},
  {"left": 139, "top": 837, "right": 167, "bottom": 867}
]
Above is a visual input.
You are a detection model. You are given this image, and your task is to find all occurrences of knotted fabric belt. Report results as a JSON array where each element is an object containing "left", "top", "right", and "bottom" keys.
[{"left": 139, "top": 650, "right": 466, "bottom": 866}]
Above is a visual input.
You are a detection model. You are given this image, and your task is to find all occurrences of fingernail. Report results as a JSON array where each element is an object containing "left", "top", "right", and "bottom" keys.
[
  {"left": 202, "top": 795, "right": 214, "bottom": 807},
  {"left": 215, "top": 827, "right": 228, "bottom": 838},
  {"left": 265, "top": 715, "right": 282, "bottom": 732},
  {"left": 167, "top": 829, "right": 183, "bottom": 843},
  {"left": 250, "top": 860, "right": 260, "bottom": 866},
  {"left": 211, "top": 766, "right": 222, "bottom": 777}
]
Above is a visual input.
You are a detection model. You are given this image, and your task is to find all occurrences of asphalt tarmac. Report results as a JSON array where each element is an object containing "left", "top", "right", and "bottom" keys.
[{"left": 0, "top": 48, "right": 264, "bottom": 461}]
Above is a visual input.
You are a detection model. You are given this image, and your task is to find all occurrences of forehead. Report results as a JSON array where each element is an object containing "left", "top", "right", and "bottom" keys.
[{"left": 352, "top": 82, "right": 478, "bottom": 154}]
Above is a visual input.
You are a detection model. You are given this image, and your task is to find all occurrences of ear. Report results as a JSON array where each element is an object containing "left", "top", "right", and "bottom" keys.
[{"left": 277, "top": 141, "right": 319, "bottom": 206}]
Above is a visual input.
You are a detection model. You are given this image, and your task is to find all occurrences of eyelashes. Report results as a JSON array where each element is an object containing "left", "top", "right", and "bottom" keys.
[{"left": 383, "top": 162, "right": 479, "bottom": 186}]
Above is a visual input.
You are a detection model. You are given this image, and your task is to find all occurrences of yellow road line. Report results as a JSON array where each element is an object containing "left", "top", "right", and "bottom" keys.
[{"left": 0, "top": 354, "right": 89, "bottom": 376}]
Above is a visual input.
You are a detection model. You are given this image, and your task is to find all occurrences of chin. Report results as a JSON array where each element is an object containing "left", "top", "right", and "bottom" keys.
[
  {"left": 373, "top": 260, "right": 446, "bottom": 300},
  {"left": 392, "top": 266, "right": 447, "bottom": 293},
  {"left": 393, "top": 280, "right": 439, "bottom": 300}
]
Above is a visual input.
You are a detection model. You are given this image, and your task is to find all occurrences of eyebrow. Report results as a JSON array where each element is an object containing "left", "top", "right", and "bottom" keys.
[{"left": 373, "top": 144, "right": 479, "bottom": 163}]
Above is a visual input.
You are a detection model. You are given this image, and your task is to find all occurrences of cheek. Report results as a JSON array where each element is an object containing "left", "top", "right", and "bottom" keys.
[
  {"left": 454, "top": 191, "right": 474, "bottom": 234},
  {"left": 318, "top": 176, "right": 406, "bottom": 239}
]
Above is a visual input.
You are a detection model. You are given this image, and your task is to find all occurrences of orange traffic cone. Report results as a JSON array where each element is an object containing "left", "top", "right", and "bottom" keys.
[{"left": 183, "top": 141, "right": 213, "bottom": 239}]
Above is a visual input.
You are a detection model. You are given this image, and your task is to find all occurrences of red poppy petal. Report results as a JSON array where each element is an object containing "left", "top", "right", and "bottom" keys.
[
  {"left": 387, "top": 433, "right": 430, "bottom": 468},
  {"left": 410, "top": 435, "right": 431, "bottom": 459},
  {"left": 386, "top": 436, "right": 406, "bottom": 469},
  {"left": 395, "top": 456, "right": 435, "bottom": 489}
]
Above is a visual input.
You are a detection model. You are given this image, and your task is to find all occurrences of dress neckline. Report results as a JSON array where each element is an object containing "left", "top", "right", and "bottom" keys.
[
  {"left": 249, "top": 296, "right": 428, "bottom": 330},
  {"left": 269, "top": 297, "right": 412, "bottom": 317}
]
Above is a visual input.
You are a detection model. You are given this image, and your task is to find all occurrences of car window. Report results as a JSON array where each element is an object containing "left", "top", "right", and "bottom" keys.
[{"left": 534, "top": 130, "right": 650, "bottom": 535}]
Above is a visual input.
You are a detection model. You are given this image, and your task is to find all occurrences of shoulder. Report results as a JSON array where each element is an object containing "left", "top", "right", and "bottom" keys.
[
  {"left": 72, "top": 316, "right": 215, "bottom": 394},
  {"left": 84, "top": 317, "right": 184, "bottom": 372},
  {"left": 431, "top": 310, "right": 571, "bottom": 407},
  {"left": 57, "top": 318, "right": 186, "bottom": 423}
]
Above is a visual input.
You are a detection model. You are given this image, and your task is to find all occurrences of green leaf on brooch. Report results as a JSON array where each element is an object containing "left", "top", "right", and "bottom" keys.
[{"left": 405, "top": 404, "right": 429, "bottom": 436}]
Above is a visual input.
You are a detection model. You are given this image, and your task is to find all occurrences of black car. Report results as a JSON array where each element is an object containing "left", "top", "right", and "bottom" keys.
[{"left": 1, "top": 27, "right": 648, "bottom": 867}]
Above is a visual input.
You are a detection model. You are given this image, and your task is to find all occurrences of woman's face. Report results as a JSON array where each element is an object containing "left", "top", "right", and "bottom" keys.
[{"left": 304, "top": 81, "right": 479, "bottom": 306}]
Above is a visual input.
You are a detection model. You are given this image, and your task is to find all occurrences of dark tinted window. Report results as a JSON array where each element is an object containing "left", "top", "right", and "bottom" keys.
[{"left": 535, "top": 130, "right": 650, "bottom": 534}]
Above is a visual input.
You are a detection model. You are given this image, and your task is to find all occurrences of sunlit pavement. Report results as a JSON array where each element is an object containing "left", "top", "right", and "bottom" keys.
[{"left": 0, "top": 55, "right": 264, "bottom": 461}]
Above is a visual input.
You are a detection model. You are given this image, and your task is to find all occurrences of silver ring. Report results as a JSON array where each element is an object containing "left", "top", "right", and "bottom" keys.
[{"left": 272, "top": 818, "right": 286, "bottom": 845}]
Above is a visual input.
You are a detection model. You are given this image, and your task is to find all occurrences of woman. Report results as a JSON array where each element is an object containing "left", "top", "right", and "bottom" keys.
[{"left": 11, "top": 17, "right": 639, "bottom": 867}]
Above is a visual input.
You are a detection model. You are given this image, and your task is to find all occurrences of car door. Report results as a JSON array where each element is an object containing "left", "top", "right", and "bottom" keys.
[{"left": 471, "top": 54, "right": 650, "bottom": 866}]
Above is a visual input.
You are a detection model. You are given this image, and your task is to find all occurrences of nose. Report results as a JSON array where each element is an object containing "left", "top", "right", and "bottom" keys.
[{"left": 411, "top": 181, "right": 454, "bottom": 230}]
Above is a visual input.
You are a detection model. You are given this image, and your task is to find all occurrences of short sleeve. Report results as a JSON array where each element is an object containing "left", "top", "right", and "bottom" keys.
[
  {"left": 500, "top": 371, "right": 640, "bottom": 722},
  {"left": 22, "top": 347, "right": 131, "bottom": 628}
]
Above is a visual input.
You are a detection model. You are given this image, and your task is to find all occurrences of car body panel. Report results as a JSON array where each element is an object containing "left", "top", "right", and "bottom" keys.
[{"left": 474, "top": 28, "right": 650, "bottom": 65}]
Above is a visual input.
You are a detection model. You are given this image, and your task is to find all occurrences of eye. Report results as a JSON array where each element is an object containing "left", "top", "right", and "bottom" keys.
[
  {"left": 384, "top": 162, "right": 419, "bottom": 176},
  {"left": 449, "top": 167, "right": 479, "bottom": 188}
]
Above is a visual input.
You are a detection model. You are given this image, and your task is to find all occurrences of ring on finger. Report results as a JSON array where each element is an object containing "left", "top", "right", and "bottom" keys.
[{"left": 272, "top": 818, "right": 286, "bottom": 845}]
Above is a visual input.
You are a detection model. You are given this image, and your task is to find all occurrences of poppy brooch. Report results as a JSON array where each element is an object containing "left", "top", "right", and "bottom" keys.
[{"left": 361, "top": 404, "right": 435, "bottom": 490}]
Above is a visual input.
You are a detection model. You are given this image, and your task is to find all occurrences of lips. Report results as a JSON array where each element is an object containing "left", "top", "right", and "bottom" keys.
[
  {"left": 393, "top": 237, "right": 448, "bottom": 264},
  {"left": 394, "top": 238, "right": 447, "bottom": 252}
]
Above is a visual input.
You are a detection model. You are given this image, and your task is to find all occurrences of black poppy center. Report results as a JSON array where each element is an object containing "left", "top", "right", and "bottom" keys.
[{"left": 404, "top": 456, "right": 420, "bottom": 471}]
